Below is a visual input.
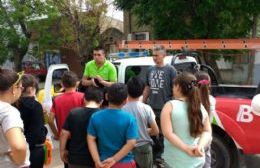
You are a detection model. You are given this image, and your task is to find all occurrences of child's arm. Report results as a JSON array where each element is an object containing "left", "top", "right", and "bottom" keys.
[
  {"left": 87, "top": 134, "right": 104, "bottom": 168},
  {"left": 5, "top": 128, "right": 27, "bottom": 166},
  {"left": 48, "top": 112, "right": 59, "bottom": 139},
  {"left": 161, "top": 102, "right": 196, "bottom": 156},
  {"left": 59, "top": 129, "right": 70, "bottom": 163},
  {"left": 102, "top": 139, "right": 136, "bottom": 167},
  {"left": 195, "top": 116, "right": 212, "bottom": 156},
  {"left": 147, "top": 120, "right": 159, "bottom": 136}
]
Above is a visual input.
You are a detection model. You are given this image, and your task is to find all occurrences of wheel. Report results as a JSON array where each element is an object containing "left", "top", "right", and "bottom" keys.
[{"left": 211, "top": 134, "right": 231, "bottom": 168}]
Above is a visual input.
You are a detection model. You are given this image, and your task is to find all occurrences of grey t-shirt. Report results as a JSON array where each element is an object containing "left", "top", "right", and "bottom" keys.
[
  {"left": 122, "top": 101, "right": 156, "bottom": 147},
  {"left": 146, "top": 64, "right": 176, "bottom": 110},
  {"left": 0, "top": 101, "right": 30, "bottom": 168}
]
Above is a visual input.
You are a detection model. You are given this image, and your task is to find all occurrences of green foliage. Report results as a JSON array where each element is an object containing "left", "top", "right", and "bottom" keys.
[
  {"left": 0, "top": 0, "right": 59, "bottom": 65},
  {"left": 114, "top": 0, "right": 259, "bottom": 39},
  {"left": 52, "top": 0, "right": 107, "bottom": 59}
]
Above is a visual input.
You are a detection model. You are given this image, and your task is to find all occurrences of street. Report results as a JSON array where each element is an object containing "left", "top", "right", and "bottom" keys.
[{"left": 49, "top": 140, "right": 260, "bottom": 168}]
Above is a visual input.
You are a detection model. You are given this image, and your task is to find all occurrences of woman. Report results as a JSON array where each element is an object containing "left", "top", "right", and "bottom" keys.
[
  {"left": 17, "top": 74, "right": 47, "bottom": 168},
  {"left": 161, "top": 72, "right": 212, "bottom": 168},
  {"left": 195, "top": 71, "right": 216, "bottom": 168},
  {"left": 0, "top": 68, "right": 30, "bottom": 168}
]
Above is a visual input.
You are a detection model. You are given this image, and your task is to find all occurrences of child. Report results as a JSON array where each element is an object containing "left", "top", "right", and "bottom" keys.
[
  {"left": 122, "top": 77, "right": 159, "bottom": 168},
  {"left": 161, "top": 72, "right": 212, "bottom": 168},
  {"left": 87, "top": 83, "right": 138, "bottom": 168},
  {"left": 48, "top": 71, "right": 84, "bottom": 168},
  {"left": 17, "top": 74, "right": 47, "bottom": 168},
  {"left": 48, "top": 71, "right": 84, "bottom": 139},
  {"left": 195, "top": 71, "right": 216, "bottom": 168},
  {"left": 0, "top": 69, "right": 30, "bottom": 168},
  {"left": 60, "top": 87, "right": 103, "bottom": 168}
]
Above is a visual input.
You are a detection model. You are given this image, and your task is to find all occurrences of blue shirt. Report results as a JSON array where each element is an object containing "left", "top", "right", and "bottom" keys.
[{"left": 87, "top": 108, "right": 138, "bottom": 163}]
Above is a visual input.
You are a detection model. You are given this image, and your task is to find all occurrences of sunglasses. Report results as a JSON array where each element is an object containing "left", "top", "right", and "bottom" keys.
[{"left": 13, "top": 71, "right": 24, "bottom": 86}]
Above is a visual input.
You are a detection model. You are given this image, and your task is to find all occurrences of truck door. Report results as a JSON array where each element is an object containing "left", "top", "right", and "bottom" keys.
[{"left": 216, "top": 97, "right": 260, "bottom": 154}]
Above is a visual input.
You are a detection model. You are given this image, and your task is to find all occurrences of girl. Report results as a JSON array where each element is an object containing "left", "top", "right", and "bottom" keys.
[
  {"left": 161, "top": 72, "right": 212, "bottom": 168},
  {"left": 0, "top": 69, "right": 30, "bottom": 168},
  {"left": 195, "top": 71, "right": 216, "bottom": 168},
  {"left": 17, "top": 74, "right": 47, "bottom": 168}
]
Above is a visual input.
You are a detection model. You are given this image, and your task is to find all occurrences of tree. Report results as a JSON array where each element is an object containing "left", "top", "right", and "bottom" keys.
[
  {"left": 52, "top": 0, "right": 108, "bottom": 60},
  {"left": 115, "top": 0, "right": 260, "bottom": 83},
  {"left": 0, "top": 0, "right": 59, "bottom": 70}
]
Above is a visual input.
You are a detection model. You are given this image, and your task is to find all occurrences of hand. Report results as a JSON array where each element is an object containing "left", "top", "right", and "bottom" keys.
[
  {"left": 102, "top": 157, "right": 116, "bottom": 168},
  {"left": 95, "top": 160, "right": 105, "bottom": 168},
  {"left": 91, "top": 78, "right": 98, "bottom": 87},
  {"left": 193, "top": 145, "right": 205, "bottom": 157},
  {"left": 184, "top": 145, "right": 197, "bottom": 157},
  {"left": 53, "top": 134, "right": 59, "bottom": 140},
  {"left": 95, "top": 75, "right": 103, "bottom": 82},
  {"left": 60, "top": 149, "right": 68, "bottom": 163},
  {"left": 95, "top": 75, "right": 105, "bottom": 85}
]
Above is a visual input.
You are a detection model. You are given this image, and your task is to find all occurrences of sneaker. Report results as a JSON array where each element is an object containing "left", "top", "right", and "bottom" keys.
[{"left": 155, "top": 158, "right": 165, "bottom": 168}]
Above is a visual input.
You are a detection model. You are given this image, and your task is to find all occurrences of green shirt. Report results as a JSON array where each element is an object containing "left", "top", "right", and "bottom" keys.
[{"left": 83, "top": 60, "right": 117, "bottom": 82}]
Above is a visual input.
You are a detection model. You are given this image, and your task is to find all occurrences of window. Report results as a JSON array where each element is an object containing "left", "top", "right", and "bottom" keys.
[{"left": 125, "top": 66, "right": 150, "bottom": 83}]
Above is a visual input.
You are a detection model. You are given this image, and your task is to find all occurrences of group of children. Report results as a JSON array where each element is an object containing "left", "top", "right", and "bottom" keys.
[
  {"left": 0, "top": 52, "right": 215, "bottom": 168},
  {"left": 48, "top": 70, "right": 214, "bottom": 168}
]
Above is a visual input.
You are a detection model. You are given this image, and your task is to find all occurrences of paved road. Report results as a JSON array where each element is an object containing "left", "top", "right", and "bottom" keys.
[{"left": 49, "top": 144, "right": 260, "bottom": 168}]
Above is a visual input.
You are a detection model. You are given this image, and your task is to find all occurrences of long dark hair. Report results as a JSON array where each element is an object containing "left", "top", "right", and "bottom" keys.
[
  {"left": 195, "top": 71, "right": 211, "bottom": 114},
  {"left": 21, "top": 74, "right": 39, "bottom": 95},
  {"left": 174, "top": 72, "right": 203, "bottom": 138}
]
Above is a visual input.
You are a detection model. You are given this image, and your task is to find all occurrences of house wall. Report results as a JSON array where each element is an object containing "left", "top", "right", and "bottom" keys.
[
  {"left": 253, "top": 50, "right": 260, "bottom": 85},
  {"left": 123, "top": 11, "right": 152, "bottom": 39}
]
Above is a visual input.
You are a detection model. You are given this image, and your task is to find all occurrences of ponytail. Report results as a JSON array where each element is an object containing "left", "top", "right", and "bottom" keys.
[
  {"left": 187, "top": 85, "right": 203, "bottom": 137},
  {"left": 195, "top": 72, "right": 211, "bottom": 114},
  {"left": 174, "top": 72, "right": 204, "bottom": 138}
]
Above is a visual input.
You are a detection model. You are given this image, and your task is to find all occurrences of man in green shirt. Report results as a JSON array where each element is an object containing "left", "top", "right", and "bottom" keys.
[{"left": 82, "top": 47, "right": 117, "bottom": 88}]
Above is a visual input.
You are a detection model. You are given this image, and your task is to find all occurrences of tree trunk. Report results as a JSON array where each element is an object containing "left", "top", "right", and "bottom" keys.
[
  {"left": 14, "top": 50, "right": 25, "bottom": 71},
  {"left": 247, "top": 14, "right": 258, "bottom": 84}
]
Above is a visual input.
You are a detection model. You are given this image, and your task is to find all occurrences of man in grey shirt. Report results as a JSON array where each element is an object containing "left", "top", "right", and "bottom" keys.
[
  {"left": 123, "top": 76, "right": 159, "bottom": 168},
  {"left": 143, "top": 45, "right": 176, "bottom": 167}
]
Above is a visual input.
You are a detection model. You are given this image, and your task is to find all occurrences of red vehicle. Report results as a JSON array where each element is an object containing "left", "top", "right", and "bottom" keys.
[
  {"left": 22, "top": 61, "right": 47, "bottom": 81},
  {"left": 118, "top": 39, "right": 260, "bottom": 168}
]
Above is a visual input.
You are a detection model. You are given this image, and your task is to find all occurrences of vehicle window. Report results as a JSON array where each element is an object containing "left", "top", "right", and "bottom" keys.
[
  {"left": 113, "top": 62, "right": 120, "bottom": 81},
  {"left": 125, "top": 66, "right": 150, "bottom": 83},
  {"left": 52, "top": 68, "right": 68, "bottom": 92}
]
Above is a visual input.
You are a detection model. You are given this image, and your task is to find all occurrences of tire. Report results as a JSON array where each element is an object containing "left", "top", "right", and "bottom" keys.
[{"left": 211, "top": 134, "right": 231, "bottom": 168}]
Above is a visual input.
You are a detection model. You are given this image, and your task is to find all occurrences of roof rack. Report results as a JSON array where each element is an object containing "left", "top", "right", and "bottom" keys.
[{"left": 119, "top": 39, "right": 260, "bottom": 50}]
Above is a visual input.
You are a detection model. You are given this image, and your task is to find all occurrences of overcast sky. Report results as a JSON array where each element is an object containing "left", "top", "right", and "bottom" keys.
[{"left": 106, "top": 0, "right": 123, "bottom": 21}]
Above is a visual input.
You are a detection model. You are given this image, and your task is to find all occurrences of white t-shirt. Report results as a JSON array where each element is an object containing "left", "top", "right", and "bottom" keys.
[
  {"left": 209, "top": 95, "right": 216, "bottom": 121},
  {"left": 0, "top": 101, "right": 30, "bottom": 168}
]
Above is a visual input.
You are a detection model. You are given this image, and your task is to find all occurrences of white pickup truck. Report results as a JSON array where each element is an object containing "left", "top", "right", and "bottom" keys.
[{"left": 41, "top": 55, "right": 257, "bottom": 168}]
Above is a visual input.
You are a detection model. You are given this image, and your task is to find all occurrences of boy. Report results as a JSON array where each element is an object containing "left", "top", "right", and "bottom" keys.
[
  {"left": 60, "top": 87, "right": 103, "bottom": 168},
  {"left": 87, "top": 83, "right": 138, "bottom": 168},
  {"left": 123, "top": 77, "right": 159, "bottom": 168},
  {"left": 49, "top": 71, "right": 84, "bottom": 139}
]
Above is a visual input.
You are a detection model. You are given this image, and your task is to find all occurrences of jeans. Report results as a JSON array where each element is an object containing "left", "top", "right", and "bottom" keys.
[
  {"left": 133, "top": 143, "right": 153, "bottom": 168},
  {"left": 151, "top": 109, "right": 164, "bottom": 160}
]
